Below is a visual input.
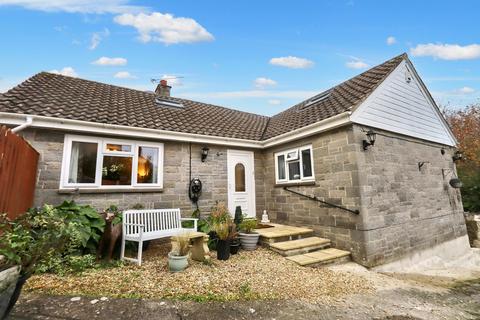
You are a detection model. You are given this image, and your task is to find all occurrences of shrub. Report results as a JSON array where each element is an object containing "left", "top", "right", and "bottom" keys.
[
  {"left": 55, "top": 201, "right": 105, "bottom": 253},
  {"left": 0, "top": 205, "right": 75, "bottom": 277},
  {"left": 239, "top": 218, "right": 258, "bottom": 233}
]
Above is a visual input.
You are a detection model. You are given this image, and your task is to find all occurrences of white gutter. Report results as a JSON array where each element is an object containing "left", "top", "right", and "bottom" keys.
[
  {"left": 11, "top": 116, "right": 33, "bottom": 133},
  {"left": 0, "top": 112, "right": 352, "bottom": 149}
]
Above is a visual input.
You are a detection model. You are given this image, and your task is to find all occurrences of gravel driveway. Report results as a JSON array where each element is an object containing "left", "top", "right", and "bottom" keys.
[{"left": 9, "top": 263, "right": 480, "bottom": 320}]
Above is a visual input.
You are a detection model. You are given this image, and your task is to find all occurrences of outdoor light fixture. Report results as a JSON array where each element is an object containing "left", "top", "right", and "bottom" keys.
[
  {"left": 363, "top": 130, "right": 377, "bottom": 150},
  {"left": 452, "top": 151, "right": 463, "bottom": 162},
  {"left": 201, "top": 146, "right": 210, "bottom": 162}
]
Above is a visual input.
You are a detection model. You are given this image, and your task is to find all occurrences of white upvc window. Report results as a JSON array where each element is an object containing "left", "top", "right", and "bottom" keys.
[
  {"left": 60, "top": 134, "right": 164, "bottom": 190},
  {"left": 274, "top": 145, "right": 314, "bottom": 184}
]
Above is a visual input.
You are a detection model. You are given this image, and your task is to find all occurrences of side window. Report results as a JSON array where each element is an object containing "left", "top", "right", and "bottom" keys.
[{"left": 275, "top": 145, "right": 314, "bottom": 184}]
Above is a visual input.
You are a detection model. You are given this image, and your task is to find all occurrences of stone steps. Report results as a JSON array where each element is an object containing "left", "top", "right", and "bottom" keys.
[
  {"left": 269, "top": 237, "right": 331, "bottom": 256},
  {"left": 255, "top": 223, "right": 314, "bottom": 246},
  {"left": 286, "top": 248, "right": 351, "bottom": 266}
]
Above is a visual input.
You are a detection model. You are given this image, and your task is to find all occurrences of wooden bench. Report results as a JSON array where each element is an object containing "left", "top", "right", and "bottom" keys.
[{"left": 121, "top": 208, "right": 198, "bottom": 266}]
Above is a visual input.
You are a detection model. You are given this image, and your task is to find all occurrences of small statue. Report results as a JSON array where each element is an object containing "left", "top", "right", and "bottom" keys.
[{"left": 97, "top": 205, "right": 122, "bottom": 262}]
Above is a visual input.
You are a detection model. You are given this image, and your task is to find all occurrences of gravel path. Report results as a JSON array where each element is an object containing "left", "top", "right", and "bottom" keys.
[{"left": 24, "top": 245, "right": 371, "bottom": 303}]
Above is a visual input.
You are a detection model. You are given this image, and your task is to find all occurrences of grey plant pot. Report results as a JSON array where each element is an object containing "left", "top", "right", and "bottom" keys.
[
  {"left": 0, "top": 266, "right": 20, "bottom": 319},
  {"left": 239, "top": 232, "right": 260, "bottom": 251},
  {"left": 168, "top": 252, "right": 188, "bottom": 272}
]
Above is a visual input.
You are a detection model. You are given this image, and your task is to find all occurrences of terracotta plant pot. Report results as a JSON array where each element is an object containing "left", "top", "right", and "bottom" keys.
[
  {"left": 239, "top": 232, "right": 260, "bottom": 251},
  {"left": 168, "top": 252, "right": 188, "bottom": 272},
  {"left": 217, "top": 240, "right": 231, "bottom": 260}
]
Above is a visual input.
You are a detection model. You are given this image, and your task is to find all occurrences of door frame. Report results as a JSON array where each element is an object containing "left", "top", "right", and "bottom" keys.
[{"left": 227, "top": 149, "right": 256, "bottom": 218}]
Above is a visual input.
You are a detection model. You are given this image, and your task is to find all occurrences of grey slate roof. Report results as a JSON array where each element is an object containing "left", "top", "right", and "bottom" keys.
[{"left": 0, "top": 53, "right": 406, "bottom": 141}]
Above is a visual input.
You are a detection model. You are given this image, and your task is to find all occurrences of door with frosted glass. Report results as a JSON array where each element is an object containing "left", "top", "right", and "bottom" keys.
[{"left": 227, "top": 150, "right": 256, "bottom": 218}]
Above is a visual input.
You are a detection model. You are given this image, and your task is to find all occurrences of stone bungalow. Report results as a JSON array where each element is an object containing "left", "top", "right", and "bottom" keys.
[{"left": 0, "top": 53, "right": 467, "bottom": 267}]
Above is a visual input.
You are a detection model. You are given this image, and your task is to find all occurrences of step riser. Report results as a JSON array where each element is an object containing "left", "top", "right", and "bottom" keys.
[
  {"left": 270, "top": 243, "right": 331, "bottom": 257},
  {"left": 260, "top": 234, "right": 312, "bottom": 246},
  {"left": 308, "top": 255, "right": 351, "bottom": 267}
]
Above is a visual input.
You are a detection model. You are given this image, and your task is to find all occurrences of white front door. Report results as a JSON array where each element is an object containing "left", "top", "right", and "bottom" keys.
[{"left": 227, "top": 149, "right": 256, "bottom": 218}]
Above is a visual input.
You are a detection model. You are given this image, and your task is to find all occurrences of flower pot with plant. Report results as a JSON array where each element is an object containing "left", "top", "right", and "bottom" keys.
[
  {"left": 168, "top": 233, "right": 190, "bottom": 272},
  {"left": 213, "top": 221, "right": 231, "bottom": 260},
  {"left": 239, "top": 218, "right": 260, "bottom": 251},
  {"left": 228, "top": 224, "right": 240, "bottom": 255}
]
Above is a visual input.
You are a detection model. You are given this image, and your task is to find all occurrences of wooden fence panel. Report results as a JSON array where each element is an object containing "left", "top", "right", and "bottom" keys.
[{"left": 0, "top": 126, "right": 39, "bottom": 219}]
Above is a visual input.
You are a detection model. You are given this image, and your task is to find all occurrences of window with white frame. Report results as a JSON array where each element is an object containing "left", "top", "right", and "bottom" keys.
[
  {"left": 61, "top": 135, "right": 164, "bottom": 189},
  {"left": 274, "top": 145, "right": 314, "bottom": 184}
]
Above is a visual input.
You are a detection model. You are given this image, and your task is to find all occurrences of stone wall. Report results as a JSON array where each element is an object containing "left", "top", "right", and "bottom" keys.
[
  {"left": 262, "top": 126, "right": 365, "bottom": 260},
  {"left": 351, "top": 124, "right": 467, "bottom": 267},
  {"left": 20, "top": 128, "right": 264, "bottom": 217}
]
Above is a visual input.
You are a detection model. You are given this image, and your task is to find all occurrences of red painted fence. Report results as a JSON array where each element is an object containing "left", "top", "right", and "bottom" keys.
[{"left": 0, "top": 126, "right": 39, "bottom": 219}]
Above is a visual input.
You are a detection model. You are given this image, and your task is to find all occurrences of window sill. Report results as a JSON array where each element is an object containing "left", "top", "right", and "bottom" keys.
[
  {"left": 274, "top": 181, "right": 316, "bottom": 188},
  {"left": 58, "top": 187, "right": 164, "bottom": 194}
]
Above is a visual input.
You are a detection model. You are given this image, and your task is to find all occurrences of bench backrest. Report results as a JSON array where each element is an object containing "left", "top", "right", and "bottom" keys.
[{"left": 123, "top": 208, "right": 182, "bottom": 236}]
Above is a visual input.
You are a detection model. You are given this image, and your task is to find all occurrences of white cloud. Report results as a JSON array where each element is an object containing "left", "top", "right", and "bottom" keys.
[
  {"left": 49, "top": 67, "right": 78, "bottom": 77},
  {"left": 386, "top": 36, "right": 396, "bottom": 45},
  {"left": 254, "top": 77, "right": 277, "bottom": 89},
  {"left": 268, "top": 99, "right": 281, "bottom": 105},
  {"left": 161, "top": 75, "right": 183, "bottom": 86},
  {"left": 410, "top": 43, "right": 480, "bottom": 60},
  {"left": 269, "top": 56, "right": 314, "bottom": 69},
  {"left": 0, "top": 0, "right": 145, "bottom": 14},
  {"left": 457, "top": 86, "right": 475, "bottom": 94},
  {"left": 114, "top": 71, "right": 136, "bottom": 79},
  {"left": 89, "top": 28, "right": 110, "bottom": 50},
  {"left": 92, "top": 56, "right": 127, "bottom": 66},
  {"left": 114, "top": 12, "right": 214, "bottom": 45},
  {"left": 345, "top": 59, "right": 369, "bottom": 69}
]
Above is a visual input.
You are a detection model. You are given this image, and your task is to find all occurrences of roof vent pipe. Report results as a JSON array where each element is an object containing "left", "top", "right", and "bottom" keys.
[{"left": 12, "top": 116, "right": 33, "bottom": 133}]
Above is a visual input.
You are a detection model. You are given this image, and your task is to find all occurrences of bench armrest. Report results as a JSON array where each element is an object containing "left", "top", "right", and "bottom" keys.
[{"left": 181, "top": 218, "right": 198, "bottom": 231}]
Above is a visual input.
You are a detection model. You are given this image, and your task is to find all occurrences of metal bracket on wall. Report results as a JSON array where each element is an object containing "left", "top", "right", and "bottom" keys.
[
  {"left": 283, "top": 187, "right": 360, "bottom": 215},
  {"left": 418, "top": 161, "right": 430, "bottom": 171}
]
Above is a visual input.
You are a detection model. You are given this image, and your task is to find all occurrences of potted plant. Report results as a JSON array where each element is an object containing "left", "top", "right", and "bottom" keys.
[
  {"left": 213, "top": 221, "right": 230, "bottom": 260},
  {"left": 238, "top": 218, "right": 260, "bottom": 251},
  {"left": 207, "top": 202, "right": 231, "bottom": 251},
  {"left": 0, "top": 206, "right": 75, "bottom": 319},
  {"left": 234, "top": 206, "right": 243, "bottom": 229},
  {"left": 228, "top": 224, "right": 240, "bottom": 255},
  {"left": 168, "top": 233, "right": 190, "bottom": 272}
]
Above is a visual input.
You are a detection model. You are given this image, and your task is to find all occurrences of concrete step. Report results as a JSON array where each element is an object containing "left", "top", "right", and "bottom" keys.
[
  {"left": 286, "top": 248, "right": 351, "bottom": 267},
  {"left": 255, "top": 223, "right": 314, "bottom": 245},
  {"left": 269, "top": 237, "right": 331, "bottom": 256}
]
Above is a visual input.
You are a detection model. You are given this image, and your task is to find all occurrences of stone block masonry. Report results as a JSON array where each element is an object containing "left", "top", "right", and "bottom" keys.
[
  {"left": 261, "top": 124, "right": 467, "bottom": 267},
  {"left": 20, "top": 128, "right": 265, "bottom": 218}
]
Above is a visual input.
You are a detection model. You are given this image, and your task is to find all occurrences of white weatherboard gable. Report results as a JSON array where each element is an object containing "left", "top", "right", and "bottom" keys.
[{"left": 350, "top": 60, "right": 456, "bottom": 146}]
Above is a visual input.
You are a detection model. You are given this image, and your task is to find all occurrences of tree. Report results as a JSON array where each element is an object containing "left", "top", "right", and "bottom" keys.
[{"left": 445, "top": 104, "right": 480, "bottom": 212}]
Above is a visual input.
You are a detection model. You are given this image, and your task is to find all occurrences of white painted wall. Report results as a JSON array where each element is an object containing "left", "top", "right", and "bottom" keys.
[{"left": 350, "top": 60, "right": 456, "bottom": 146}]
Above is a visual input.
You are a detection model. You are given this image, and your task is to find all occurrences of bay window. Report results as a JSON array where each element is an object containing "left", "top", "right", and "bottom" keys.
[
  {"left": 61, "top": 135, "right": 163, "bottom": 190},
  {"left": 274, "top": 145, "right": 314, "bottom": 184}
]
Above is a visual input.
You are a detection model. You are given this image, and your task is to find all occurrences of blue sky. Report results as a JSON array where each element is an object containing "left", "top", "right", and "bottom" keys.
[{"left": 0, "top": 0, "right": 479, "bottom": 115}]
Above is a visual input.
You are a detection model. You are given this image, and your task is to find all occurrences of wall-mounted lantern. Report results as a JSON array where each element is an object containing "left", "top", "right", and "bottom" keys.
[
  {"left": 201, "top": 146, "right": 210, "bottom": 162},
  {"left": 449, "top": 178, "right": 463, "bottom": 189},
  {"left": 363, "top": 130, "right": 377, "bottom": 151},
  {"left": 452, "top": 151, "right": 463, "bottom": 162}
]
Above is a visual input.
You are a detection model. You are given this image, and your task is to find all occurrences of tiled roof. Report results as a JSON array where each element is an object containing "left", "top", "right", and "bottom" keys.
[
  {"left": 261, "top": 53, "right": 406, "bottom": 139},
  {"left": 0, "top": 53, "right": 406, "bottom": 141}
]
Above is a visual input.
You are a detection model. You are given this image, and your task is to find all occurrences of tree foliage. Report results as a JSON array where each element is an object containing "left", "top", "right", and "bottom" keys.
[{"left": 445, "top": 104, "right": 480, "bottom": 212}]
